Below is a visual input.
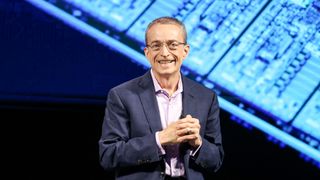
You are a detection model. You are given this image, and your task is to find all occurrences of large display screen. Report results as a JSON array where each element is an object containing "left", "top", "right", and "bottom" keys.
[{"left": 26, "top": 0, "right": 320, "bottom": 167}]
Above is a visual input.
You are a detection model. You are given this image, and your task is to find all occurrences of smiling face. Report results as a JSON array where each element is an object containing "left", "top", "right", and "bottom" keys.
[{"left": 144, "top": 23, "right": 189, "bottom": 79}]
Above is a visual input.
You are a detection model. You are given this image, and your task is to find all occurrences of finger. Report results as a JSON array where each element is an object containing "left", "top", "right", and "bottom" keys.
[
  {"left": 178, "top": 118, "right": 195, "bottom": 123},
  {"left": 176, "top": 129, "right": 185, "bottom": 136},
  {"left": 177, "top": 128, "right": 200, "bottom": 136},
  {"left": 178, "top": 117, "right": 199, "bottom": 124},
  {"left": 187, "top": 128, "right": 192, "bottom": 135},
  {"left": 176, "top": 128, "right": 191, "bottom": 136},
  {"left": 176, "top": 122, "right": 194, "bottom": 130},
  {"left": 185, "top": 128, "right": 192, "bottom": 135},
  {"left": 178, "top": 118, "right": 199, "bottom": 126},
  {"left": 177, "top": 134, "right": 198, "bottom": 143},
  {"left": 179, "top": 114, "right": 193, "bottom": 122},
  {"left": 176, "top": 122, "right": 200, "bottom": 130}
]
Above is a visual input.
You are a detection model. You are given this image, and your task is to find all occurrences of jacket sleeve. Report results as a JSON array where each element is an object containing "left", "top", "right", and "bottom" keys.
[
  {"left": 191, "top": 93, "right": 224, "bottom": 172},
  {"left": 99, "top": 88, "right": 163, "bottom": 170}
]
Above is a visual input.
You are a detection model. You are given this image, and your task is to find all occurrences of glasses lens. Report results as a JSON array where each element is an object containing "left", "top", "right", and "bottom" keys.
[{"left": 148, "top": 41, "right": 184, "bottom": 51}]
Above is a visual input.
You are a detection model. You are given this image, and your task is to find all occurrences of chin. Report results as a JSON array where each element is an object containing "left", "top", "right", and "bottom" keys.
[{"left": 158, "top": 69, "right": 179, "bottom": 76}]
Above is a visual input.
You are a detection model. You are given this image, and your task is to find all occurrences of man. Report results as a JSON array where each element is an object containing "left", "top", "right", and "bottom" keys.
[{"left": 99, "top": 17, "right": 224, "bottom": 180}]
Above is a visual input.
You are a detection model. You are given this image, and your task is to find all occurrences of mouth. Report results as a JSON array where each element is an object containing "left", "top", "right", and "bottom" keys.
[{"left": 157, "top": 60, "right": 176, "bottom": 64}]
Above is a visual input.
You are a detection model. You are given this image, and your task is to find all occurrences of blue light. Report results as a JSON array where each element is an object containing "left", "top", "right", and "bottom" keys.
[
  {"left": 26, "top": 0, "right": 149, "bottom": 68},
  {"left": 219, "top": 97, "right": 320, "bottom": 163},
  {"left": 27, "top": 0, "right": 320, "bottom": 166}
]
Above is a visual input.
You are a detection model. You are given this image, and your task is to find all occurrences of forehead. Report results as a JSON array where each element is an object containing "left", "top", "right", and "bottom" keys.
[{"left": 147, "top": 23, "right": 184, "bottom": 42}]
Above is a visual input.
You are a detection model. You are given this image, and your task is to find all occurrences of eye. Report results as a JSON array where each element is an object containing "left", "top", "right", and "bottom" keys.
[
  {"left": 168, "top": 42, "right": 179, "bottom": 50},
  {"left": 151, "top": 43, "right": 162, "bottom": 50}
]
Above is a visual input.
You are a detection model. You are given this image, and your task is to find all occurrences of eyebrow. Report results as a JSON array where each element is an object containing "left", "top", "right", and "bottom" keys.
[{"left": 150, "top": 40, "right": 179, "bottom": 44}]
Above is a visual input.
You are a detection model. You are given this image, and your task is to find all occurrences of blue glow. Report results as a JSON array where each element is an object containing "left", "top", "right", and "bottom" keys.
[
  {"left": 26, "top": 0, "right": 149, "bottom": 68},
  {"left": 27, "top": 0, "right": 320, "bottom": 166},
  {"left": 219, "top": 97, "right": 320, "bottom": 163}
]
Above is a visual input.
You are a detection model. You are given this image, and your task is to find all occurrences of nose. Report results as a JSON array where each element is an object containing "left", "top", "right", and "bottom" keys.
[{"left": 159, "top": 44, "right": 170, "bottom": 57}]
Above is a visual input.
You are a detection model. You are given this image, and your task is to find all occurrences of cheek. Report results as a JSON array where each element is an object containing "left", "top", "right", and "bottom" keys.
[
  {"left": 152, "top": 54, "right": 159, "bottom": 63},
  {"left": 172, "top": 54, "right": 182, "bottom": 62},
  {"left": 146, "top": 53, "right": 155, "bottom": 63}
]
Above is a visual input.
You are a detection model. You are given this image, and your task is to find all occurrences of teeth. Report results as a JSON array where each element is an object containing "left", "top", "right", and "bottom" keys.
[{"left": 158, "top": 60, "right": 175, "bottom": 64}]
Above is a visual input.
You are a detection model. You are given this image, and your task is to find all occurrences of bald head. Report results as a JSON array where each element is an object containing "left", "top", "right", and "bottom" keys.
[{"left": 145, "top": 17, "right": 187, "bottom": 45}]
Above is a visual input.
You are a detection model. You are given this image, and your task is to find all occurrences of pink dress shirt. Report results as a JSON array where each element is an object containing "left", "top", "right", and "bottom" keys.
[{"left": 151, "top": 70, "right": 185, "bottom": 177}]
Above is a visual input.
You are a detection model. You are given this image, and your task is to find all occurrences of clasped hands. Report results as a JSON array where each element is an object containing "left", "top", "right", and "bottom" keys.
[{"left": 158, "top": 114, "right": 202, "bottom": 148}]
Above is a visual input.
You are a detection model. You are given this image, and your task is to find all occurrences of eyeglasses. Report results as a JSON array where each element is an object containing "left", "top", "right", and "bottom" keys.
[{"left": 146, "top": 40, "right": 186, "bottom": 51}]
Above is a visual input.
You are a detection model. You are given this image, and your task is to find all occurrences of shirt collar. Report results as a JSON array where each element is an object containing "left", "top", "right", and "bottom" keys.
[{"left": 150, "top": 69, "right": 183, "bottom": 96}]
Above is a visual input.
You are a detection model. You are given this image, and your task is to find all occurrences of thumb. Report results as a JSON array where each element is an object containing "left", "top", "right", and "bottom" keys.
[{"left": 186, "top": 114, "right": 192, "bottom": 118}]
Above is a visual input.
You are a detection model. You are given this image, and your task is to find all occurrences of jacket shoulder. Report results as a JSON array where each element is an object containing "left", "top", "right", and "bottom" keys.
[
  {"left": 108, "top": 72, "right": 149, "bottom": 95},
  {"left": 183, "top": 76, "right": 216, "bottom": 97}
]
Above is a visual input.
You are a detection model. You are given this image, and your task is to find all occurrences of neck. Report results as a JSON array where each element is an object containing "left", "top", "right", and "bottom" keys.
[{"left": 154, "top": 72, "right": 180, "bottom": 96}]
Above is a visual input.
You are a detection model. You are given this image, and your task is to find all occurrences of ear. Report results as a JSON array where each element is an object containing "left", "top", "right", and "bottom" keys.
[
  {"left": 144, "top": 47, "right": 149, "bottom": 57},
  {"left": 182, "top": 44, "right": 190, "bottom": 59}
]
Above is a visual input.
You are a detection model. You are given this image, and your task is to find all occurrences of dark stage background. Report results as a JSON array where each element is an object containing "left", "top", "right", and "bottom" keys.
[{"left": 1, "top": 1, "right": 319, "bottom": 179}]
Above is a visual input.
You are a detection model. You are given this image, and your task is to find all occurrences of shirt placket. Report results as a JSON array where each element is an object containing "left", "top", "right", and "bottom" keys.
[{"left": 166, "top": 95, "right": 181, "bottom": 177}]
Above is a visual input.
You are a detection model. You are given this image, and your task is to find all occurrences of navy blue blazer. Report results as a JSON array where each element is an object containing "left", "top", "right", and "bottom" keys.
[{"left": 99, "top": 71, "right": 224, "bottom": 180}]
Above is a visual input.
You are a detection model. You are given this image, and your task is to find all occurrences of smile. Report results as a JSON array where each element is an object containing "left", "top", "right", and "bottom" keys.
[{"left": 157, "top": 60, "right": 176, "bottom": 64}]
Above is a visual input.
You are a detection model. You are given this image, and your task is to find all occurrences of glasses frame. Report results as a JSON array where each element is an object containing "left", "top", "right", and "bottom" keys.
[{"left": 146, "top": 40, "right": 186, "bottom": 52}]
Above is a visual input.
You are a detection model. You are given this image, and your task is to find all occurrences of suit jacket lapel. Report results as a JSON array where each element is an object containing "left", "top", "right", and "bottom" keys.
[
  {"left": 137, "top": 72, "right": 198, "bottom": 134},
  {"left": 138, "top": 71, "right": 163, "bottom": 133},
  {"left": 181, "top": 76, "right": 198, "bottom": 173},
  {"left": 181, "top": 76, "right": 197, "bottom": 118}
]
